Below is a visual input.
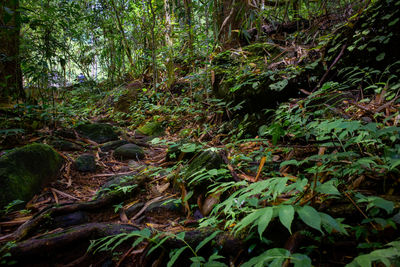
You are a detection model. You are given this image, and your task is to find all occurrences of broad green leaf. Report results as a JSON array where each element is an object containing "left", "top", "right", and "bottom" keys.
[
  {"left": 279, "top": 205, "right": 295, "bottom": 234},
  {"left": 376, "top": 52, "right": 385, "bottom": 61},
  {"left": 315, "top": 180, "right": 340, "bottom": 196},
  {"left": 257, "top": 207, "right": 273, "bottom": 238},
  {"left": 368, "top": 197, "right": 394, "bottom": 214},
  {"left": 297, "top": 206, "right": 322, "bottom": 233},
  {"left": 292, "top": 253, "right": 312, "bottom": 267},
  {"left": 320, "top": 213, "right": 345, "bottom": 234}
]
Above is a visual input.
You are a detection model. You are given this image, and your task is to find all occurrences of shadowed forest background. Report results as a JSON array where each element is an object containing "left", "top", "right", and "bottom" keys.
[{"left": 1, "top": 0, "right": 400, "bottom": 266}]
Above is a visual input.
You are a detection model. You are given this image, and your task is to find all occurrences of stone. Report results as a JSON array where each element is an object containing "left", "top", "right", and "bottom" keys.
[
  {"left": 113, "top": 85, "right": 140, "bottom": 113},
  {"left": 76, "top": 123, "right": 118, "bottom": 144},
  {"left": 185, "top": 150, "right": 223, "bottom": 178},
  {"left": 136, "top": 122, "right": 164, "bottom": 137},
  {"left": 183, "top": 150, "right": 223, "bottom": 187},
  {"left": 100, "top": 140, "right": 129, "bottom": 152},
  {"left": 54, "top": 129, "right": 76, "bottom": 139},
  {"left": 0, "top": 143, "right": 64, "bottom": 208},
  {"left": 48, "top": 139, "right": 81, "bottom": 151},
  {"left": 114, "top": 144, "right": 144, "bottom": 160},
  {"left": 74, "top": 154, "right": 96, "bottom": 172}
]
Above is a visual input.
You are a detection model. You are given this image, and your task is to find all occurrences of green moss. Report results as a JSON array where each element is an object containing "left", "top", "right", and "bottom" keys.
[
  {"left": 0, "top": 143, "right": 64, "bottom": 208},
  {"left": 76, "top": 123, "right": 119, "bottom": 144},
  {"left": 136, "top": 122, "right": 164, "bottom": 136}
]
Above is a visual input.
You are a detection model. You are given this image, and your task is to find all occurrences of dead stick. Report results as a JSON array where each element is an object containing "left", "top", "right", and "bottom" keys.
[{"left": 313, "top": 44, "right": 346, "bottom": 92}]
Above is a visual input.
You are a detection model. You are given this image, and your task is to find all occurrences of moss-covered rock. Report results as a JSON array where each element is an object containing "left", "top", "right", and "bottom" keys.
[
  {"left": 76, "top": 123, "right": 118, "bottom": 144},
  {"left": 114, "top": 144, "right": 145, "bottom": 160},
  {"left": 114, "top": 88, "right": 139, "bottom": 113},
  {"left": 100, "top": 140, "right": 129, "bottom": 152},
  {"left": 74, "top": 154, "right": 96, "bottom": 172},
  {"left": 184, "top": 150, "right": 223, "bottom": 182},
  {"left": 136, "top": 122, "right": 164, "bottom": 137},
  {"left": 0, "top": 143, "right": 64, "bottom": 208},
  {"left": 48, "top": 139, "right": 81, "bottom": 151}
]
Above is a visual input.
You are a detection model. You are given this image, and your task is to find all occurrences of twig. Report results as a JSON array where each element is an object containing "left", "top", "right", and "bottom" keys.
[
  {"left": 50, "top": 187, "right": 80, "bottom": 201},
  {"left": 344, "top": 192, "right": 377, "bottom": 230},
  {"left": 220, "top": 150, "right": 240, "bottom": 182},
  {"left": 90, "top": 172, "right": 135, "bottom": 178},
  {"left": 130, "top": 196, "right": 166, "bottom": 222},
  {"left": 313, "top": 44, "right": 346, "bottom": 92}
]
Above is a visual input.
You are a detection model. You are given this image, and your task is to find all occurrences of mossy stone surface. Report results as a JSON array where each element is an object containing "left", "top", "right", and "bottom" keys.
[
  {"left": 0, "top": 143, "right": 64, "bottom": 208},
  {"left": 74, "top": 154, "right": 96, "bottom": 172},
  {"left": 136, "top": 122, "right": 164, "bottom": 137},
  {"left": 184, "top": 150, "right": 223, "bottom": 180},
  {"left": 101, "top": 140, "right": 129, "bottom": 152},
  {"left": 76, "top": 123, "right": 118, "bottom": 144},
  {"left": 49, "top": 139, "right": 81, "bottom": 151},
  {"left": 114, "top": 144, "right": 145, "bottom": 160}
]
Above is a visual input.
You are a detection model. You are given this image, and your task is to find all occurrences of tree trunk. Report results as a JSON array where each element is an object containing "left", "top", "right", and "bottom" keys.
[
  {"left": 215, "top": 0, "right": 249, "bottom": 48},
  {"left": 164, "top": 0, "right": 175, "bottom": 88},
  {"left": 147, "top": 0, "right": 157, "bottom": 93},
  {"left": 0, "top": 0, "right": 25, "bottom": 103}
]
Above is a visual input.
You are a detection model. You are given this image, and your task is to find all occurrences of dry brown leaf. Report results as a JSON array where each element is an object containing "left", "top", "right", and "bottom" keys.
[{"left": 156, "top": 182, "right": 170, "bottom": 194}]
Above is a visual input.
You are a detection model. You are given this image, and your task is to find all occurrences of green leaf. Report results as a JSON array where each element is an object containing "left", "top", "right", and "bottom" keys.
[
  {"left": 315, "top": 180, "right": 340, "bottom": 196},
  {"left": 257, "top": 207, "right": 273, "bottom": 238},
  {"left": 297, "top": 206, "right": 322, "bottom": 233},
  {"left": 269, "top": 79, "right": 288, "bottom": 91},
  {"left": 376, "top": 52, "right": 385, "bottom": 61},
  {"left": 370, "top": 197, "right": 394, "bottom": 214},
  {"left": 320, "top": 213, "right": 345, "bottom": 234},
  {"left": 279, "top": 205, "right": 295, "bottom": 234},
  {"left": 280, "top": 160, "right": 299, "bottom": 168},
  {"left": 233, "top": 209, "right": 264, "bottom": 234},
  {"left": 195, "top": 231, "right": 220, "bottom": 253},
  {"left": 167, "top": 247, "right": 187, "bottom": 267},
  {"left": 292, "top": 253, "right": 312, "bottom": 267},
  {"left": 181, "top": 143, "right": 198, "bottom": 153}
]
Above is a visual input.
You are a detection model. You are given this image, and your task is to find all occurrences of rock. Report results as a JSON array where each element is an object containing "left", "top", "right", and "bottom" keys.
[
  {"left": 74, "top": 154, "right": 96, "bottom": 172},
  {"left": 211, "top": 42, "right": 305, "bottom": 113},
  {"left": 114, "top": 144, "right": 144, "bottom": 160},
  {"left": 113, "top": 83, "right": 141, "bottom": 113},
  {"left": 100, "top": 140, "right": 129, "bottom": 152},
  {"left": 76, "top": 123, "right": 118, "bottom": 144},
  {"left": 0, "top": 143, "right": 64, "bottom": 208},
  {"left": 54, "top": 129, "right": 76, "bottom": 139},
  {"left": 136, "top": 122, "right": 164, "bottom": 137},
  {"left": 185, "top": 150, "right": 223, "bottom": 179},
  {"left": 48, "top": 139, "right": 81, "bottom": 151}
]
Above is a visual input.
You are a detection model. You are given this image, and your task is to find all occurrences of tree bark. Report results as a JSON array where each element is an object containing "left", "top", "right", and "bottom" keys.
[
  {"left": 214, "top": 0, "right": 249, "bottom": 48},
  {"left": 0, "top": 0, "right": 25, "bottom": 103}
]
